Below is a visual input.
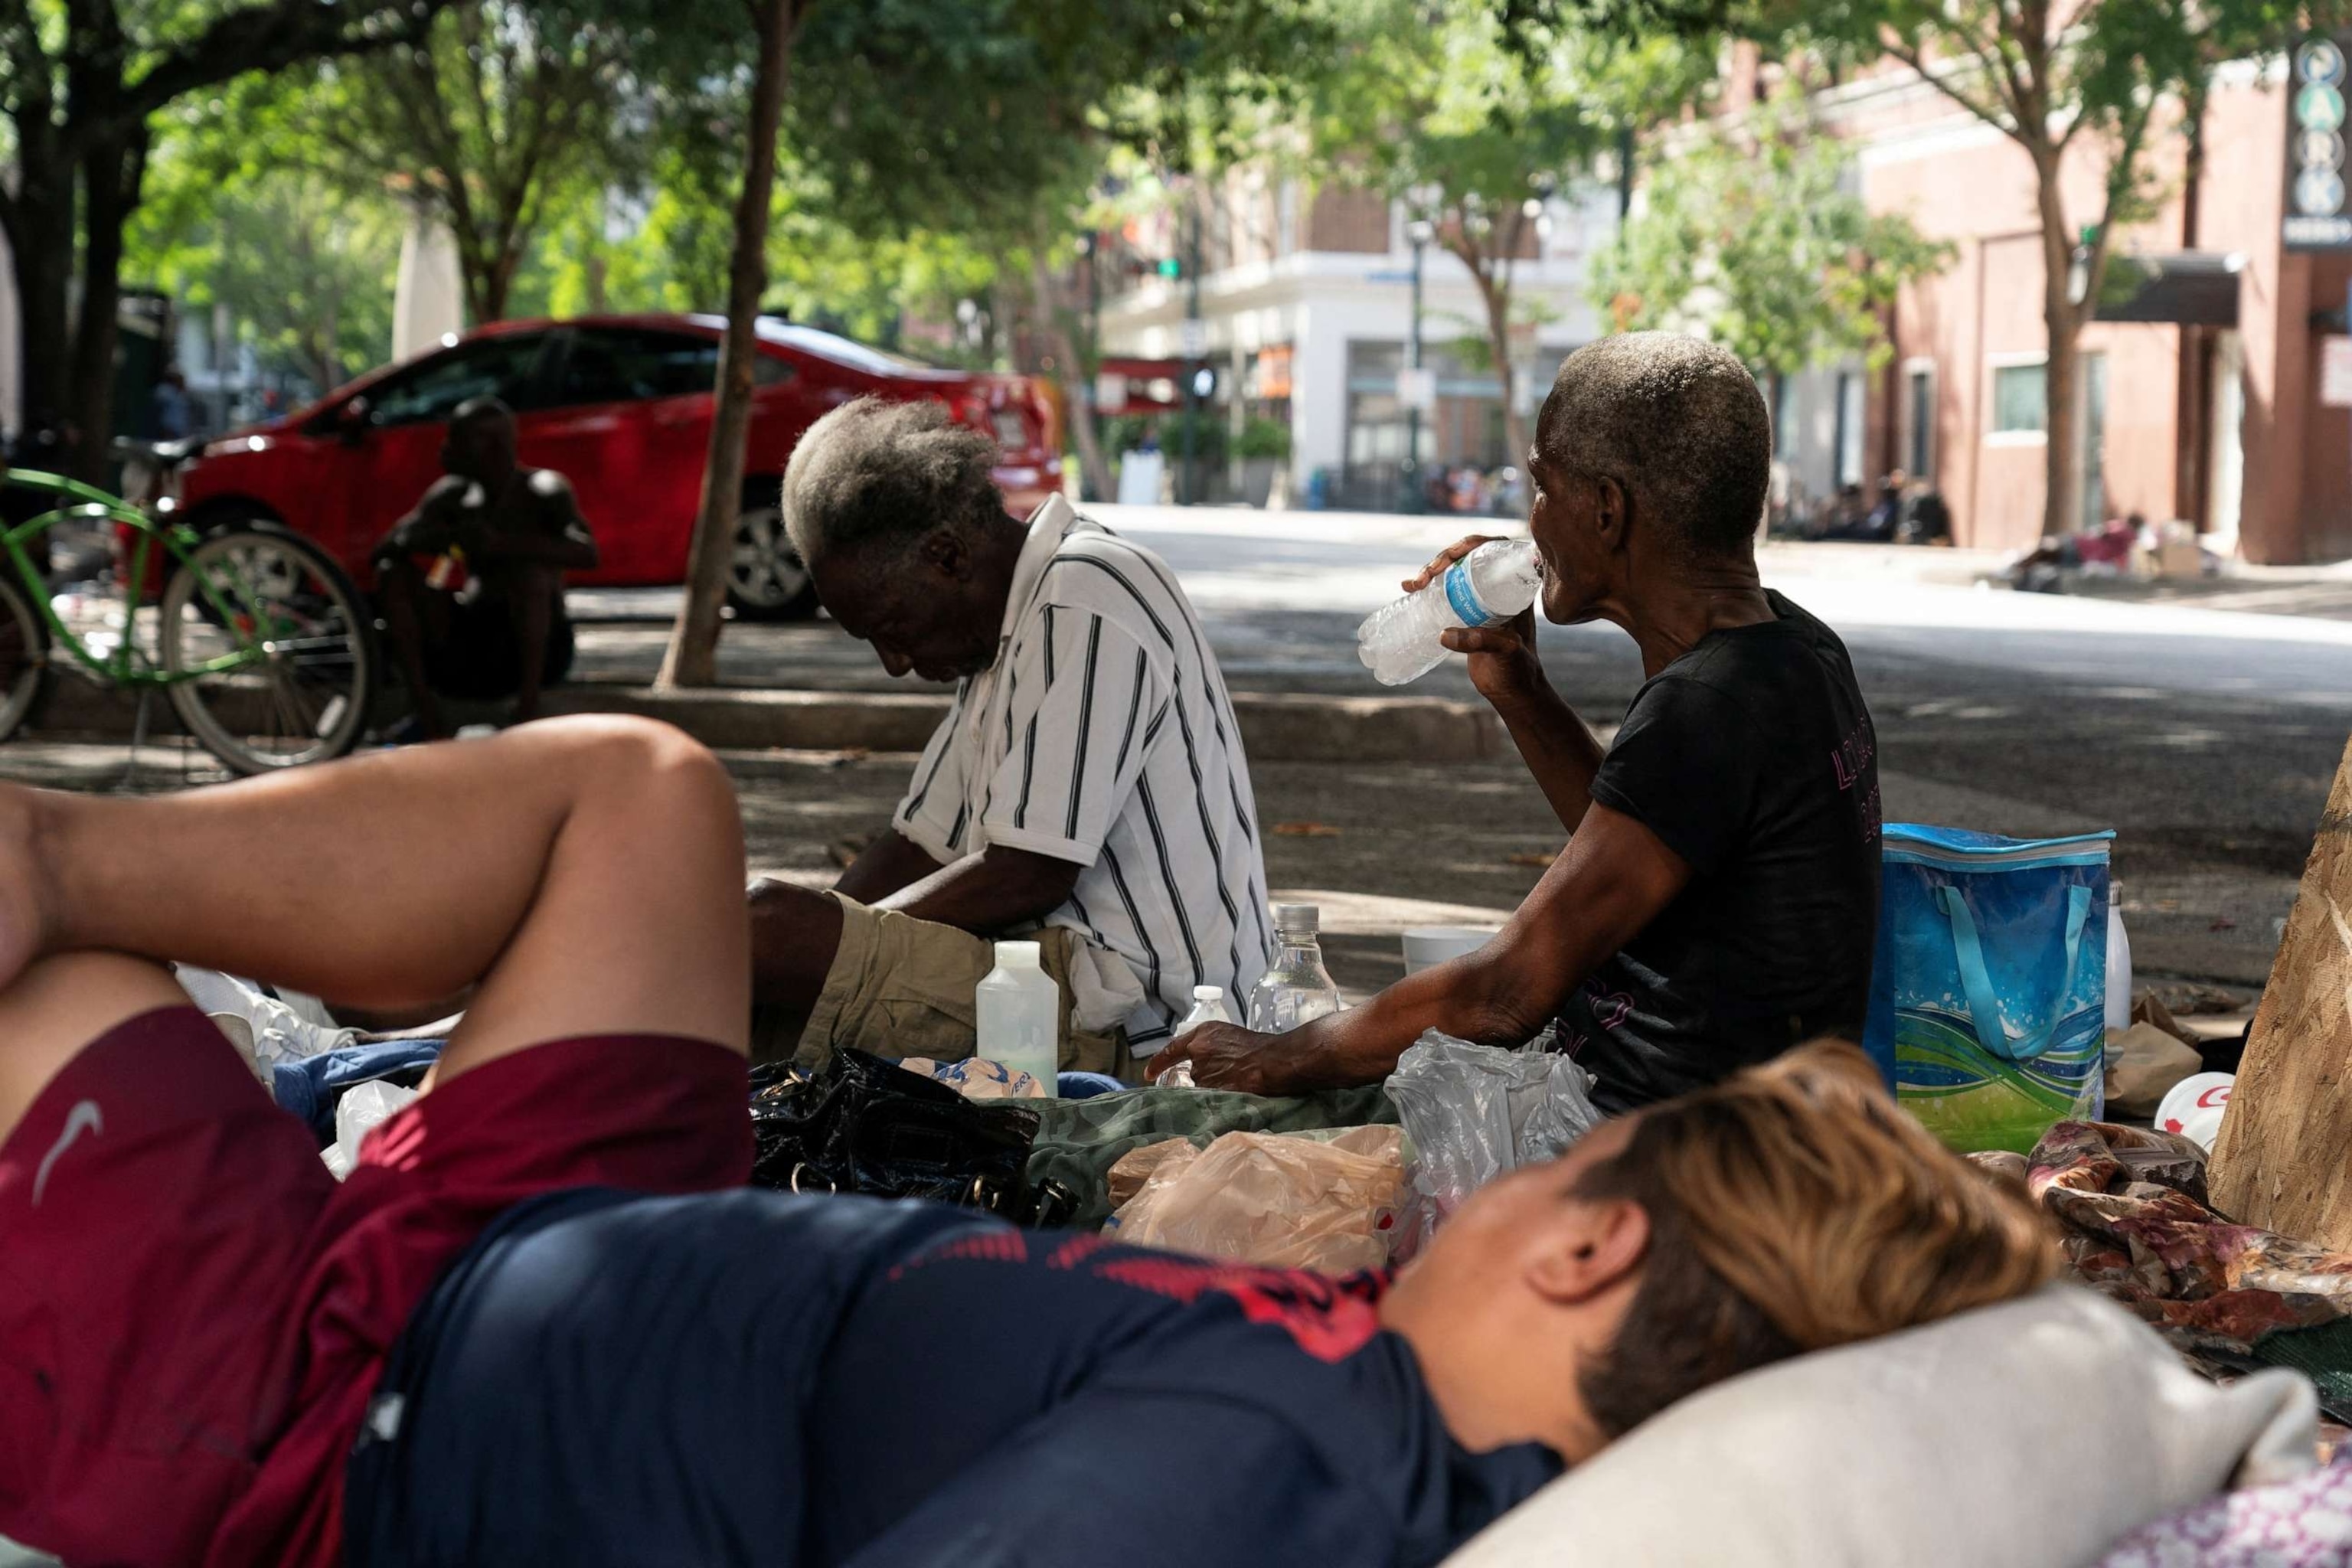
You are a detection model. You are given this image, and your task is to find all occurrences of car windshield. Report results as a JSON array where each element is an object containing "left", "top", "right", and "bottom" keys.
[{"left": 737, "top": 318, "right": 944, "bottom": 377}]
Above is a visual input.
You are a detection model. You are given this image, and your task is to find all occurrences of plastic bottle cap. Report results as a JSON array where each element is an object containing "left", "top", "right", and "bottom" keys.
[
  {"left": 1272, "top": 903, "right": 1319, "bottom": 936},
  {"left": 994, "top": 940, "right": 1044, "bottom": 969},
  {"left": 1193, "top": 985, "right": 1224, "bottom": 1001}
]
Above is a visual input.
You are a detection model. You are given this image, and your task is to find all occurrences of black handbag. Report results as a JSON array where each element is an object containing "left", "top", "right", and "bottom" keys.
[{"left": 747, "top": 1049, "right": 1076, "bottom": 1227}]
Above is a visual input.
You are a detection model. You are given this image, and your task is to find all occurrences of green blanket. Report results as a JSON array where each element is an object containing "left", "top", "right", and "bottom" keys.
[{"left": 1028, "top": 1084, "right": 1398, "bottom": 1227}]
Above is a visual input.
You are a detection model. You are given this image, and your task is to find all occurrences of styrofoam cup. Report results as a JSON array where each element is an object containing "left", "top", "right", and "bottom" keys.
[
  {"left": 2155, "top": 1071, "right": 2233, "bottom": 1150},
  {"left": 1402, "top": 926, "right": 1498, "bottom": 975}
]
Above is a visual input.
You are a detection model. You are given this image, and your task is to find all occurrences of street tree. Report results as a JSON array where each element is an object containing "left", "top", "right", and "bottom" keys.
[
  {"left": 291, "top": 0, "right": 647, "bottom": 325},
  {"left": 128, "top": 144, "right": 403, "bottom": 395},
  {"left": 783, "top": 0, "right": 1327, "bottom": 508},
  {"left": 655, "top": 0, "right": 808, "bottom": 688},
  {"left": 1308, "top": 1, "right": 1711, "bottom": 466},
  {"left": 1740, "top": 0, "right": 2341, "bottom": 540},
  {"left": 0, "top": 0, "right": 443, "bottom": 477},
  {"left": 1591, "top": 92, "right": 1952, "bottom": 389}
]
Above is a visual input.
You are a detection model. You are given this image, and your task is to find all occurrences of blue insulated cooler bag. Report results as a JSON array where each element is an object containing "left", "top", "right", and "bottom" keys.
[{"left": 1864, "top": 825, "right": 2113, "bottom": 1154}]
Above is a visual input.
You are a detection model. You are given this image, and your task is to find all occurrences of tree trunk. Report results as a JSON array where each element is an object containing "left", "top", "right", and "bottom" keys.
[
  {"left": 2033, "top": 150, "right": 2084, "bottom": 543},
  {"left": 2042, "top": 305, "right": 2082, "bottom": 542},
  {"left": 1028, "top": 250, "right": 1110, "bottom": 503},
  {"left": 67, "top": 129, "right": 150, "bottom": 485},
  {"left": 1467, "top": 253, "right": 1529, "bottom": 470},
  {"left": 658, "top": 0, "right": 800, "bottom": 690},
  {"left": 5, "top": 155, "right": 78, "bottom": 445}
]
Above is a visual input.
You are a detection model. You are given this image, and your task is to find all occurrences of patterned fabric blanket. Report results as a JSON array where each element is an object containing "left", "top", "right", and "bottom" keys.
[
  {"left": 2096, "top": 1459, "right": 2352, "bottom": 1567},
  {"left": 2014, "top": 1121, "right": 2352, "bottom": 1357}
]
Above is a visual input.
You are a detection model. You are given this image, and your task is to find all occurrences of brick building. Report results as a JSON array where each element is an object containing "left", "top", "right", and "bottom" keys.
[{"left": 1773, "top": 50, "right": 2338, "bottom": 563}]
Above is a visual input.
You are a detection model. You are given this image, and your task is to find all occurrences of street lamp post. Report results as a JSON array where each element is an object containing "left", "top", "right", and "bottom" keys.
[
  {"left": 1074, "top": 232, "right": 1098, "bottom": 501},
  {"left": 1405, "top": 215, "right": 1434, "bottom": 512},
  {"left": 1182, "top": 201, "right": 1206, "bottom": 505}
]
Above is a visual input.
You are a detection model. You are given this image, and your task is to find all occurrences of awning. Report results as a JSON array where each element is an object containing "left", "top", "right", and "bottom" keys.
[{"left": 2096, "top": 251, "right": 2244, "bottom": 327}]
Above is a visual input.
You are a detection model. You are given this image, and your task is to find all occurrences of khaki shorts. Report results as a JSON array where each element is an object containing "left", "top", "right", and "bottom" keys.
[{"left": 754, "top": 895, "right": 1132, "bottom": 1082}]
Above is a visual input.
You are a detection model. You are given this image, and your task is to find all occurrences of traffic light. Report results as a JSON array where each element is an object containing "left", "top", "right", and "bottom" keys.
[{"left": 1157, "top": 257, "right": 1182, "bottom": 279}]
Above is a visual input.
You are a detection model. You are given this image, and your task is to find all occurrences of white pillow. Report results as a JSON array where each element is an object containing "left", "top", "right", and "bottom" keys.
[{"left": 1443, "top": 1285, "right": 2315, "bottom": 1568}]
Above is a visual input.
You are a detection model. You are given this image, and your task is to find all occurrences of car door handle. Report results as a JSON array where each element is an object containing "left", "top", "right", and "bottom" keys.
[
  {"left": 550, "top": 414, "right": 623, "bottom": 434},
  {"left": 653, "top": 408, "right": 703, "bottom": 428}
]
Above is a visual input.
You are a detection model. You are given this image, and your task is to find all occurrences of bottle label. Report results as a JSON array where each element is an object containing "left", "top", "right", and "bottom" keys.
[{"left": 1443, "top": 560, "right": 1494, "bottom": 627}]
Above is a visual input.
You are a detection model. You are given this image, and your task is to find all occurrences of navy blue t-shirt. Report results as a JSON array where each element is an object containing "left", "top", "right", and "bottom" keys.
[{"left": 344, "top": 1187, "right": 1559, "bottom": 1568}]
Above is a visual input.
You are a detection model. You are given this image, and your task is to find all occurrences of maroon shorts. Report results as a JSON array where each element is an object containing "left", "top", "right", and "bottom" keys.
[{"left": 0, "top": 1006, "right": 753, "bottom": 1568}]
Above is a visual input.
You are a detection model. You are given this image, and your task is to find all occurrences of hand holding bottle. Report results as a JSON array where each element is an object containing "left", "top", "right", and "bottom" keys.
[{"left": 1393, "top": 536, "right": 1546, "bottom": 708}]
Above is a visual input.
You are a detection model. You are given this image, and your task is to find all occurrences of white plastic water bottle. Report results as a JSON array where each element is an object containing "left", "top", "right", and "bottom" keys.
[
  {"left": 1175, "top": 985, "right": 1236, "bottom": 1038},
  {"left": 975, "top": 940, "right": 1060, "bottom": 1088},
  {"left": 2104, "top": 885, "right": 2133, "bottom": 1034},
  {"left": 1356, "top": 538, "right": 1544, "bottom": 686},
  {"left": 1246, "top": 904, "right": 1342, "bottom": 1032}
]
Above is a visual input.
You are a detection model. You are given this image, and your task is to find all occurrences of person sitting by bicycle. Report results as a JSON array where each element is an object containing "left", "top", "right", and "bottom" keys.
[{"left": 373, "top": 397, "right": 596, "bottom": 740}]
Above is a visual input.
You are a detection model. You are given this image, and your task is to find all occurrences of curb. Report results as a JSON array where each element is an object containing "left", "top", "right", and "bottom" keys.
[{"left": 29, "top": 678, "right": 1507, "bottom": 766}]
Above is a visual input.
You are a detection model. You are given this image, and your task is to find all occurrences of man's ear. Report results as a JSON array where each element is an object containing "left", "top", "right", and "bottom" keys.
[
  {"left": 918, "top": 526, "right": 969, "bottom": 580},
  {"left": 1525, "top": 1197, "right": 1650, "bottom": 1307},
  {"left": 1592, "top": 476, "right": 1630, "bottom": 552}
]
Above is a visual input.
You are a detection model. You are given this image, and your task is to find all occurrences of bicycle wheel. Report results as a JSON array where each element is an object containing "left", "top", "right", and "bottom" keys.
[
  {"left": 0, "top": 573, "right": 50, "bottom": 744},
  {"left": 161, "top": 524, "right": 375, "bottom": 775}
]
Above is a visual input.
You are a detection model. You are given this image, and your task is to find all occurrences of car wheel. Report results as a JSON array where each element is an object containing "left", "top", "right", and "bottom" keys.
[{"left": 727, "top": 494, "right": 818, "bottom": 621}]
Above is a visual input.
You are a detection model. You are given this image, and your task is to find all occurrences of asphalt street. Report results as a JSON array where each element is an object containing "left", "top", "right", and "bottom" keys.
[{"left": 568, "top": 505, "right": 2347, "bottom": 987}]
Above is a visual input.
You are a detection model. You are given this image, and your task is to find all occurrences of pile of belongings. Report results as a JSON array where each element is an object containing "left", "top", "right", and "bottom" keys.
[{"left": 1994, "top": 1119, "right": 2352, "bottom": 1416}]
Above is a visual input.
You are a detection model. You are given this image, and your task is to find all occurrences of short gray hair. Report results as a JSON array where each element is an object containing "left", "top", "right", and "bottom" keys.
[
  {"left": 1535, "top": 333, "right": 1772, "bottom": 560},
  {"left": 781, "top": 396, "right": 1003, "bottom": 564}
]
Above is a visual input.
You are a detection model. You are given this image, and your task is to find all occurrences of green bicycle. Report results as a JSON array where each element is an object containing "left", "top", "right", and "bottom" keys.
[{"left": 0, "top": 467, "right": 377, "bottom": 775}]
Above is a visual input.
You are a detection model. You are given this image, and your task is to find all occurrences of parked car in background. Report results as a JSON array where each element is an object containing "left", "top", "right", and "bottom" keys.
[{"left": 172, "top": 315, "right": 1061, "bottom": 619}]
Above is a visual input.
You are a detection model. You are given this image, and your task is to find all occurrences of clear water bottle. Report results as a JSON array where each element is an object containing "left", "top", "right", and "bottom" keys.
[
  {"left": 1356, "top": 538, "right": 1543, "bottom": 686},
  {"left": 1247, "top": 904, "right": 1342, "bottom": 1033},
  {"left": 975, "top": 940, "right": 1060, "bottom": 1087}
]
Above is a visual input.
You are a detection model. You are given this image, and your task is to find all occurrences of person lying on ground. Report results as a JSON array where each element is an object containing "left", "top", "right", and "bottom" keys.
[
  {"left": 371, "top": 397, "right": 597, "bottom": 740},
  {"left": 1153, "top": 332, "right": 1882, "bottom": 1110},
  {"left": 747, "top": 397, "right": 1269, "bottom": 1080},
  {"left": 0, "top": 724, "right": 2047, "bottom": 1564}
]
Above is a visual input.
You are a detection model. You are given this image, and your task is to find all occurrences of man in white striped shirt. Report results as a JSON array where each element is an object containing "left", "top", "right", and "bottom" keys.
[{"left": 746, "top": 398, "right": 1269, "bottom": 1078}]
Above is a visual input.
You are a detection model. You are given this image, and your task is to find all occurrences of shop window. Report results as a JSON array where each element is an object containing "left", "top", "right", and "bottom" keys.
[{"left": 1991, "top": 361, "right": 2049, "bottom": 436}]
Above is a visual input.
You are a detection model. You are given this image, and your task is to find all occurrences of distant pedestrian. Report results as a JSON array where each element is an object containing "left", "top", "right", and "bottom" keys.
[
  {"left": 372, "top": 399, "right": 597, "bottom": 740},
  {"left": 149, "top": 370, "right": 194, "bottom": 443}
]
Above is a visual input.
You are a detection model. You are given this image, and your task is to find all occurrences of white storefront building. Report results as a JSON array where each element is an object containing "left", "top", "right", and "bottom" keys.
[{"left": 1094, "top": 179, "right": 1618, "bottom": 508}]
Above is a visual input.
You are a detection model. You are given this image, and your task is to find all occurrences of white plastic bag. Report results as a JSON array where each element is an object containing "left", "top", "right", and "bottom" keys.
[
  {"left": 176, "top": 965, "right": 359, "bottom": 1082},
  {"left": 1385, "top": 1031, "right": 1603, "bottom": 1259},
  {"left": 327, "top": 1079, "right": 420, "bottom": 1179},
  {"left": 1107, "top": 1126, "right": 1405, "bottom": 1272}
]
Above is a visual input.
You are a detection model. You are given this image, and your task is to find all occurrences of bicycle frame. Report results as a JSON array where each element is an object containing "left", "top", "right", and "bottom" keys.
[{"left": 0, "top": 467, "right": 268, "bottom": 687}]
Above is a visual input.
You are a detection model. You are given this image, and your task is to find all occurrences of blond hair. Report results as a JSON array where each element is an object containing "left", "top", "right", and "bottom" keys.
[{"left": 1574, "top": 1040, "right": 2055, "bottom": 1436}]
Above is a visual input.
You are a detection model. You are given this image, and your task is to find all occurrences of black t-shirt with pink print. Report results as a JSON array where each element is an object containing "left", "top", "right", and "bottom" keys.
[{"left": 1557, "top": 590, "right": 1881, "bottom": 1111}]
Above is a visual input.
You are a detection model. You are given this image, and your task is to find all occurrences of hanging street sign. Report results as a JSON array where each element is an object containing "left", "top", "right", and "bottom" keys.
[{"left": 2287, "top": 35, "right": 2352, "bottom": 249}]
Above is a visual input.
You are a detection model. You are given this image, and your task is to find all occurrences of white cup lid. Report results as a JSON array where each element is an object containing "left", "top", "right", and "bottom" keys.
[{"left": 994, "top": 940, "right": 1044, "bottom": 969}]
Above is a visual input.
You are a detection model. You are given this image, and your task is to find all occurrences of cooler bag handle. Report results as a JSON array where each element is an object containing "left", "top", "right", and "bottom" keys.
[{"left": 1934, "top": 884, "right": 2092, "bottom": 1064}]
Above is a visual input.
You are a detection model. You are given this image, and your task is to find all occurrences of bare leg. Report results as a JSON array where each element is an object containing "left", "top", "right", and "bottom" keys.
[
  {"left": 0, "top": 716, "right": 748, "bottom": 1145},
  {"left": 377, "top": 563, "right": 452, "bottom": 739},
  {"left": 747, "top": 875, "right": 844, "bottom": 1010}
]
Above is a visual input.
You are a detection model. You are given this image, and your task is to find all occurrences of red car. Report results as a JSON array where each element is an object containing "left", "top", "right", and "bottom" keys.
[{"left": 173, "top": 314, "right": 1062, "bottom": 618}]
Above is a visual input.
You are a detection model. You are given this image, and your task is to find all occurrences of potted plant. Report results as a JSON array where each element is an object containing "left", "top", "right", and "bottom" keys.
[
  {"left": 1161, "top": 412, "right": 1230, "bottom": 505},
  {"left": 1235, "top": 416, "right": 1291, "bottom": 508}
]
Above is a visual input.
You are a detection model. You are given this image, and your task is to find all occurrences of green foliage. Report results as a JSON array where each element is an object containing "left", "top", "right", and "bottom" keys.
[
  {"left": 126, "top": 149, "right": 400, "bottom": 392},
  {"left": 1236, "top": 414, "right": 1291, "bottom": 459},
  {"left": 1589, "top": 93, "right": 1952, "bottom": 377},
  {"left": 1308, "top": 0, "right": 1706, "bottom": 214}
]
